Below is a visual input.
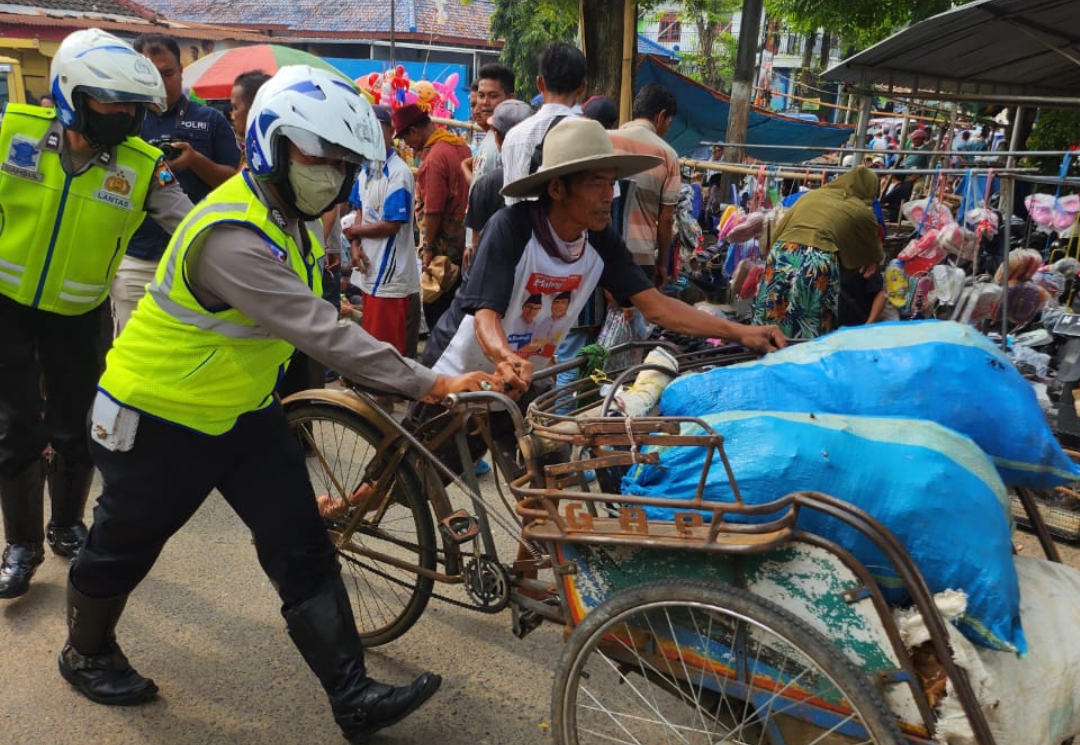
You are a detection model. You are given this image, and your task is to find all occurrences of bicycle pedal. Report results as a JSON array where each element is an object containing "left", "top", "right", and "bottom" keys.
[
  {"left": 511, "top": 607, "right": 543, "bottom": 639},
  {"left": 439, "top": 509, "right": 479, "bottom": 544}
]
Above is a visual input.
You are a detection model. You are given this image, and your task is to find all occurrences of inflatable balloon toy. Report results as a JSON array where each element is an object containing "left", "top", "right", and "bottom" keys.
[
  {"left": 412, "top": 80, "right": 438, "bottom": 114},
  {"left": 355, "top": 72, "right": 380, "bottom": 105},
  {"left": 432, "top": 73, "right": 459, "bottom": 116},
  {"left": 391, "top": 65, "right": 410, "bottom": 109}
]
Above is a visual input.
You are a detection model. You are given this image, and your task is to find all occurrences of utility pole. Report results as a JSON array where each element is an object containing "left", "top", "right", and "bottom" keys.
[
  {"left": 723, "top": 0, "right": 765, "bottom": 190},
  {"left": 619, "top": 0, "right": 635, "bottom": 124},
  {"left": 390, "top": 0, "right": 396, "bottom": 66}
]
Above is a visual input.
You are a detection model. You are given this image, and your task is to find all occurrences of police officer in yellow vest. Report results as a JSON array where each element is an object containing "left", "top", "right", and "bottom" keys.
[
  {"left": 62, "top": 66, "right": 493, "bottom": 742},
  {"left": 0, "top": 29, "right": 193, "bottom": 599}
]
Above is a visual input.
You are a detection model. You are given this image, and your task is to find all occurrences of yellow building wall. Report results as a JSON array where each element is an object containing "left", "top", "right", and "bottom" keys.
[{"left": 0, "top": 39, "right": 59, "bottom": 102}]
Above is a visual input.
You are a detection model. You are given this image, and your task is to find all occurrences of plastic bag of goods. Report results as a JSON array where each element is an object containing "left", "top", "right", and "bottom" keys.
[
  {"left": 898, "top": 229, "right": 948, "bottom": 274},
  {"left": 660, "top": 319, "right": 1080, "bottom": 488},
  {"left": 902, "top": 198, "right": 955, "bottom": 231},
  {"left": 930, "top": 264, "right": 966, "bottom": 306},
  {"left": 964, "top": 206, "right": 999, "bottom": 239},
  {"left": 621, "top": 410, "right": 1024, "bottom": 654},
  {"left": 997, "top": 281, "right": 1050, "bottom": 326},
  {"left": 725, "top": 210, "right": 764, "bottom": 243},
  {"left": 994, "top": 248, "right": 1043, "bottom": 283}
]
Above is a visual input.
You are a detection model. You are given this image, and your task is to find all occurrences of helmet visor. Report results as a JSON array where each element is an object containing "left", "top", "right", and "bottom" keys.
[
  {"left": 280, "top": 125, "right": 366, "bottom": 165},
  {"left": 79, "top": 85, "right": 166, "bottom": 111}
]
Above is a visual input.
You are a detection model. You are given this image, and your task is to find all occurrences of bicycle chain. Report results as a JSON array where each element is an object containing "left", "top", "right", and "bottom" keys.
[{"left": 337, "top": 546, "right": 517, "bottom": 614}]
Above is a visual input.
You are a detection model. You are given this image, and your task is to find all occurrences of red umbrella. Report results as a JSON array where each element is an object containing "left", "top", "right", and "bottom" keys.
[{"left": 182, "top": 44, "right": 351, "bottom": 100}]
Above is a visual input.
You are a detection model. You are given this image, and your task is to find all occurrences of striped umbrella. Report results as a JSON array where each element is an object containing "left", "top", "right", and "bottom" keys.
[{"left": 182, "top": 44, "right": 352, "bottom": 100}]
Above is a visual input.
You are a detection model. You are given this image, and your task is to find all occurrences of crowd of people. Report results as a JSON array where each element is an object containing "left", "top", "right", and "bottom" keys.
[
  {"left": 0, "top": 29, "right": 788, "bottom": 744},
  {"left": 3, "top": 17, "right": 1025, "bottom": 742}
]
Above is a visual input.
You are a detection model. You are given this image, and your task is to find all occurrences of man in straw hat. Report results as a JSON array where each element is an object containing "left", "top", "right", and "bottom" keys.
[{"left": 412, "top": 117, "right": 785, "bottom": 475}]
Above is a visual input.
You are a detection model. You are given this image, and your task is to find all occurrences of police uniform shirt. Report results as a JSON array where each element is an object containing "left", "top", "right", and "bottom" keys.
[
  {"left": 186, "top": 178, "right": 438, "bottom": 400},
  {"left": 127, "top": 95, "right": 240, "bottom": 261},
  {"left": 29, "top": 114, "right": 194, "bottom": 235}
]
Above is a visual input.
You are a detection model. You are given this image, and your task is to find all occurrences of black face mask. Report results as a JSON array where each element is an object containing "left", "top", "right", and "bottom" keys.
[{"left": 83, "top": 109, "right": 135, "bottom": 148}]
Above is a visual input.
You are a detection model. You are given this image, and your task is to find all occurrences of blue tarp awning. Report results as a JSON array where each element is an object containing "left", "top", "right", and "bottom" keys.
[
  {"left": 637, "top": 35, "right": 679, "bottom": 60},
  {"left": 635, "top": 56, "right": 853, "bottom": 164}
]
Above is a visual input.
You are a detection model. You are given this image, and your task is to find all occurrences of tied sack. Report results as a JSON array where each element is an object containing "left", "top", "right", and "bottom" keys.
[
  {"left": 621, "top": 410, "right": 1024, "bottom": 654},
  {"left": 660, "top": 319, "right": 1080, "bottom": 489}
]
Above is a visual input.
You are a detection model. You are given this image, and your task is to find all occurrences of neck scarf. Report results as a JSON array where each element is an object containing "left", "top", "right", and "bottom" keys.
[
  {"left": 529, "top": 201, "right": 587, "bottom": 263},
  {"left": 423, "top": 127, "right": 467, "bottom": 150}
]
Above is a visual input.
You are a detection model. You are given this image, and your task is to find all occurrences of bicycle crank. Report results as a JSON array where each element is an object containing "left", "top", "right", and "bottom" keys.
[{"left": 463, "top": 557, "right": 511, "bottom": 613}]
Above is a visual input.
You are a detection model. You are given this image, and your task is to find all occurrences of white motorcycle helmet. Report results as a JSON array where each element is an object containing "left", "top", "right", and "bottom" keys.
[
  {"left": 50, "top": 28, "right": 166, "bottom": 135},
  {"left": 245, "top": 65, "right": 382, "bottom": 215}
]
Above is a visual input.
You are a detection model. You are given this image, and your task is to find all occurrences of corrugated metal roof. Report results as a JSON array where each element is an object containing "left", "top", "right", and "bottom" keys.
[
  {"left": 0, "top": 0, "right": 153, "bottom": 19},
  {"left": 133, "top": 0, "right": 495, "bottom": 44},
  {"left": 0, "top": 10, "right": 272, "bottom": 40},
  {"left": 823, "top": 0, "right": 1080, "bottom": 98}
]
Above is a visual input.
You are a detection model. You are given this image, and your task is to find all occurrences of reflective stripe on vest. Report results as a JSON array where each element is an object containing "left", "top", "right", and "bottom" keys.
[
  {"left": 0, "top": 104, "right": 159, "bottom": 315},
  {"left": 99, "top": 173, "right": 323, "bottom": 435}
]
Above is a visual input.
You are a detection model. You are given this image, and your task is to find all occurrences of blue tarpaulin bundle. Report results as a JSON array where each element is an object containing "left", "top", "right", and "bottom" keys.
[
  {"left": 622, "top": 411, "right": 1024, "bottom": 654},
  {"left": 660, "top": 320, "right": 1080, "bottom": 489}
]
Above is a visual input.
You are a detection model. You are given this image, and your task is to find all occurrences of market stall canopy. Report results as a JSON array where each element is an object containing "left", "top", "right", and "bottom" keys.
[
  {"left": 822, "top": 0, "right": 1080, "bottom": 99},
  {"left": 183, "top": 45, "right": 351, "bottom": 100},
  {"left": 637, "top": 34, "right": 679, "bottom": 60},
  {"left": 635, "top": 57, "right": 852, "bottom": 164}
]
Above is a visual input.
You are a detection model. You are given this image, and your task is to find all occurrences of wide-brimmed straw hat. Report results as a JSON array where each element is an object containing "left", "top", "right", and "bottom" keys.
[{"left": 500, "top": 118, "right": 661, "bottom": 199}]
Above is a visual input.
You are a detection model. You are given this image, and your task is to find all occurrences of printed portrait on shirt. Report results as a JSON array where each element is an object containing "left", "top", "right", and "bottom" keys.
[{"left": 504, "top": 273, "right": 585, "bottom": 362}]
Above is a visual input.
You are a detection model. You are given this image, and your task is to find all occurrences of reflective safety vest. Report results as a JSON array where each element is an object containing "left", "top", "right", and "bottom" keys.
[
  {"left": 99, "top": 172, "right": 323, "bottom": 435},
  {"left": 0, "top": 104, "right": 159, "bottom": 315}
]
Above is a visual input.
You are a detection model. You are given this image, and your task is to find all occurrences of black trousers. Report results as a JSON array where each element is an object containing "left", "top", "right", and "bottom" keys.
[
  {"left": 0, "top": 294, "right": 105, "bottom": 476},
  {"left": 72, "top": 403, "right": 337, "bottom": 606}
]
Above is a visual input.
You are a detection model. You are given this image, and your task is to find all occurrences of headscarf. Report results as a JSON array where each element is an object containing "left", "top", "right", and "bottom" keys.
[
  {"left": 820, "top": 164, "right": 880, "bottom": 204},
  {"left": 772, "top": 166, "right": 884, "bottom": 269}
]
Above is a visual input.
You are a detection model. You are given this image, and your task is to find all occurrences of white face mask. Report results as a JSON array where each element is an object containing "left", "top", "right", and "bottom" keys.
[{"left": 287, "top": 160, "right": 345, "bottom": 216}]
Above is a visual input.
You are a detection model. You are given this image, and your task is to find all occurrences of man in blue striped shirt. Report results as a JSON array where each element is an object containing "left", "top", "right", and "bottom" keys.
[{"left": 343, "top": 106, "right": 420, "bottom": 359}]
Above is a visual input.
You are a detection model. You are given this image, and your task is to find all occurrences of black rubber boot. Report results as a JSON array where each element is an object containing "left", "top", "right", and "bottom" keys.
[
  {"left": 46, "top": 453, "right": 93, "bottom": 559},
  {"left": 284, "top": 576, "right": 441, "bottom": 743},
  {"left": 0, "top": 460, "right": 46, "bottom": 599},
  {"left": 57, "top": 580, "right": 158, "bottom": 706}
]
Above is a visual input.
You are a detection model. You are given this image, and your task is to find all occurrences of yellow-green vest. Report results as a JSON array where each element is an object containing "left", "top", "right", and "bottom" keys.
[
  {"left": 99, "top": 173, "right": 324, "bottom": 435},
  {"left": 0, "top": 104, "right": 160, "bottom": 315}
]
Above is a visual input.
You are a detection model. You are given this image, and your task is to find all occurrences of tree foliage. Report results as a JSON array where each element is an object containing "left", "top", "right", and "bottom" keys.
[
  {"left": 489, "top": 0, "right": 577, "bottom": 99},
  {"left": 765, "top": 0, "right": 956, "bottom": 51},
  {"left": 1027, "top": 109, "right": 1080, "bottom": 176},
  {"left": 656, "top": 0, "right": 741, "bottom": 91}
]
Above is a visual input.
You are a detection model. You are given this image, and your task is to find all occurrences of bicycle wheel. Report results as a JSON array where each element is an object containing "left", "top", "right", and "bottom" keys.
[
  {"left": 553, "top": 579, "right": 905, "bottom": 745},
  {"left": 286, "top": 403, "right": 436, "bottom": 647}
]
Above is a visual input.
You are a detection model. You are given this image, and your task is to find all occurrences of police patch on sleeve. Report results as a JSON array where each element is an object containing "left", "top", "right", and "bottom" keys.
[
  {"left": 261, "top": 237, "right": 288, "bottom": 264},
  {"left": 2, "top": 135, "right": 43, "bottom": 181},
  {"left": 153, "top": 157, "right": 177, "bottom": 188}
]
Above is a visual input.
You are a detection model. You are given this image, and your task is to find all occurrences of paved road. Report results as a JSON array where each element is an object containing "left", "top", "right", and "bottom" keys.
[
  {"left": 1, "top": 470, "right": 560, "bottom": 745},
  {"left": 4, "top": 467, "right": 1079, "bottom": 745}
]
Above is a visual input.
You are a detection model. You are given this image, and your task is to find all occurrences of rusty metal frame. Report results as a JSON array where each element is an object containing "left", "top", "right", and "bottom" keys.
[{"left": 514, "top": 368, "right": 1003, "bottom": 745}]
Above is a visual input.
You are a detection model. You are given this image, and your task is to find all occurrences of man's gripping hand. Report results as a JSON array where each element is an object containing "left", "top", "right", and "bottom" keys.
[
  {"left": 737, "top": 324, "right": 787, "bottom": 354},
  {"left": 494, "top": 353, "right": 532, "bottom": 399},
  {"left": 422, "top": 372, "right": 501, "bottom": 404}
]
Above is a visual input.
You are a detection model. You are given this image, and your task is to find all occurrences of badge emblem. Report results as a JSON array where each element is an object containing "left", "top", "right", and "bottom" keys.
[
  {"left": 94, "top": 166, "right": 136, "bottom": 209},
  {"left": 1, "top": 136, "right": 43, "bottom": 180},
  {"left": 9, "top": 140, "right": 37, "bottom": 168}
]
